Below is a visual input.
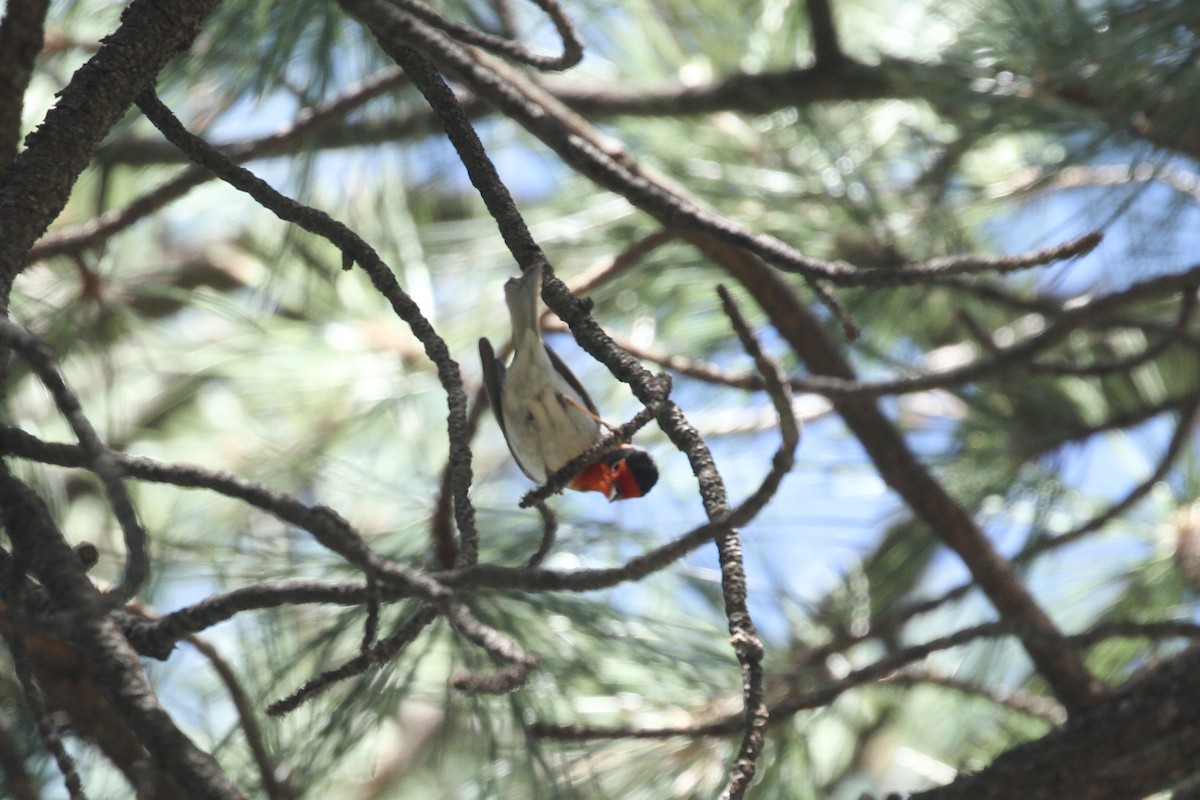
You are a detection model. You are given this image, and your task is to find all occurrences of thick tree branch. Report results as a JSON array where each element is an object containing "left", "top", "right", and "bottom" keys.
[
  {"left": 0, "top": 0, "right": 50, "bottom": 170},
  {"left": 911, "top": 646, "right": 1200, "bottom": 800},
  {"left": 0, "top": 466, "right": 246, "bottom": 799},
  {"left": 696, "top": 238, "right": 1106, "bottom": 716},
  {"left": 0, "top": 0, "right": 221, "bottom": 301}
]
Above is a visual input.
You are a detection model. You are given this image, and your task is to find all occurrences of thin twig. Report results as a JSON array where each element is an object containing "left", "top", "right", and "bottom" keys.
[
  {"left": 132, "top": 89, "right": 481, "bottom": 572},
  {"left": 387, "top": 0, "right": 581, "bottom": 70},
  {"left": 804, "top": 0, "right": 843, "bottom": 65},
  {"left": 882, "top": 670, "right": 1067, "bottom": 725},
  {"left": 805, "top": 276, "right": 859, "bottom": 339},
  {"left": 360, "top": 571, "right": 381, "bottom": 655},
  {"left": 844, "top": 231, "right": 1103, "bottom": 285},
  {"left": 5, "top": 581, "right": 88, "bottom": 800},
  {"left": 186, "top": 636, "right": 291, "bottom": 800},
  {"left": 525, "top": 502, "right": 558, "bottom": 569},
  {"left": 530, "top": 618, "right": 1200, "bottom": 741},
  {"left": 267, "top": 604, "right": 439, "bottom": 716},
  {"left": 561, "top": 229, "right": 677, "bottom": 297},
  {"left": 491, "top": 0, "right": 518, "bottom": 40},
  {"left": 715, "top": 285, "right": 801, "bottom": 516},
  {"left": 339, "top": 0, "right": 1102, "bottom": 290},
  {"left": 0, "top": 319, "right": 147, "bottom": 608},
  {"left": 32, "top": 66, "right": 410, "bottom": 261}
]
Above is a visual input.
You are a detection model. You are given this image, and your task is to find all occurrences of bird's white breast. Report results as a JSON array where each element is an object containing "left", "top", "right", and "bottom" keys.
[{"left": 501, "top": 347, "right": 600, "bottom": 482}]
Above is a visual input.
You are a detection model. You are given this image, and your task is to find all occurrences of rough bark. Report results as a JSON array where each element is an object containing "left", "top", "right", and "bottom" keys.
[
  {"left": 0, "top": 0, "right": 221, "bottom": 304},
  {"left": 913, "top": 646, "right": 1200, "bottom": 800}
]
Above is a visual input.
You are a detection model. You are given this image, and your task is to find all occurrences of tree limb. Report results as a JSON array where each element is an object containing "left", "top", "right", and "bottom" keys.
[
  {"left": 0, "top": 0, "right": 50, "bottom": 171},
  {"left": 911, "top": 646, "right": 1200, "bottom": 800},
  {"left": 695, "top": 238, "right": 1106, "bottom": 716},
  {"left": 0, "top": 0, "right": 221, "bottom": 301}
]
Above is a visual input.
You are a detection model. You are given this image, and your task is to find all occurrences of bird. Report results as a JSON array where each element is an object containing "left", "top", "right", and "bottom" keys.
[{"left": 478, "top": 264, "right": 658, "bottom": 501}]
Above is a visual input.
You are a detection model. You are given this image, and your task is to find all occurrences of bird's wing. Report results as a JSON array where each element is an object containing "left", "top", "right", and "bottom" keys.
[
  {"left": 479, "top": 337, "right": 507, "bottom": 439},
  {"left": 479, "top": 336, "right": 537, "bottom": 481},
  {"left": 543, "top": 343, "right": 599, "bottom": 416}
]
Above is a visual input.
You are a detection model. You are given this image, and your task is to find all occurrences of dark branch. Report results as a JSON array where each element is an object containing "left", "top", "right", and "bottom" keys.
[
  {"left": 267, "top": 604, "right": 439, "bottom": 716},
  {"left": 805, "top": 0, "right": 843, "bottom": 65},
  {"left": 0, "top": 467, "right": 246, "bottom": 799},
  {"left": 0, "top": 0, "right": 50, "bottom": 171},
  {"left": 131, "top": 88, "right": 481, "bottom": 574},
  {"left": 32, "top": 66, "right": 410, "bottom": 262},
  {"left": 388, "top": 0, "right": 582, "bottom": 71},
  {"left": 0, "top": 0, "right": 221, "bottom": 298},
  {"left": 185, "top": 636, "right": 291, "bottom": 800},
  {"left": 0, "top": 319, "right": 148, "bottom": 607},
  {"left": 696, "top": 236, "right": 1106, "bottom": 716},
  {"left": 911, "top": 645, "right": 1200, "bottom": 800}
]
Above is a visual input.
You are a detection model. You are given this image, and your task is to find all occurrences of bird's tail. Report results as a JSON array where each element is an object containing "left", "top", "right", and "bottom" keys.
[{"left": 504, "top": 263, "right": 543, "bottom": 347}]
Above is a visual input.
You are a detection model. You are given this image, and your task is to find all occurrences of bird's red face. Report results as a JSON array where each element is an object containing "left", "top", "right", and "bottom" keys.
[{"left": 567, "top": 447, "right": 659, "bottom": 501}]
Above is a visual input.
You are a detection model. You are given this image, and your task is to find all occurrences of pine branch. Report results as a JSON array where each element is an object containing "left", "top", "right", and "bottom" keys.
[
  {"left": 32, "top": 65, "right": 411, "bottom": 262},
  {"left": 0, "top": 0, "right": 221, "bottom": 297},
  {"left": 910, "top": 645, "right": 1200, "bottom": 800},
  {"left": 0, "top": 0, "right": 49, "bottom": 171},
  {"left": 0, "top": 319, "right": 147, "bottom": 608},
  {"left": 804, "top": 0, "right": 843, "bottom": 65},
  {"left": 0, "top": 468, "right": 245, "bottom": 800},
  {"left": 694, "top": 237, "right": 1106, "bottom": 716}
]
